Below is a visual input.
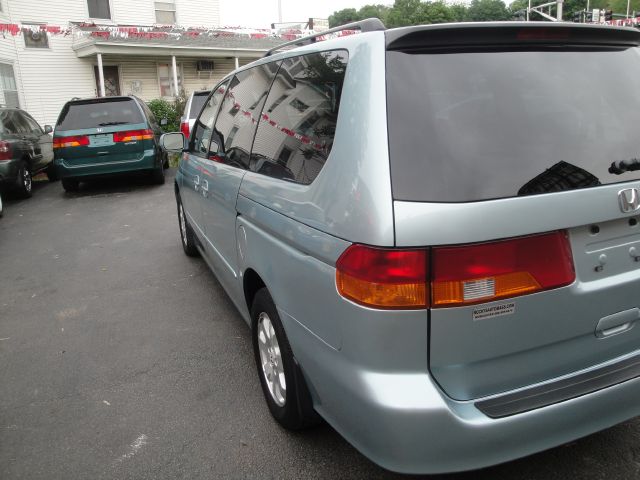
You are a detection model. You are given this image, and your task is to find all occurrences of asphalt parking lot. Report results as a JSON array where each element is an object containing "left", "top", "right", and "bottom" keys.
[{"left": 1, "top": 171, "right": 640, "bottom": 480}]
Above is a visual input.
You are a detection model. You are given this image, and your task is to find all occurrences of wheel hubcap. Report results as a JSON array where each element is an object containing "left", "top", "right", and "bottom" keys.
[
  {"left": 257, "top": 312, "right": 286, "bottom": 407},
  {"left": 23, "top": 169, "right": 31, "bottom": 192},
  {"left": 179, "top": 204, "right": 187, "bottom": 245}
]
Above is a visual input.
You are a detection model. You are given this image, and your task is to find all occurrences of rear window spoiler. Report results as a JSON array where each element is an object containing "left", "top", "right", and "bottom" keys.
[{"left": 386, "top": 22, "right": 640, "bottom": 51}]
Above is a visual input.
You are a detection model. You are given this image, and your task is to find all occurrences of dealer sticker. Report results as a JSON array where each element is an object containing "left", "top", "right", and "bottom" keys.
[{"left": 473, "top": 302, "right": 515, "bottom": 321}]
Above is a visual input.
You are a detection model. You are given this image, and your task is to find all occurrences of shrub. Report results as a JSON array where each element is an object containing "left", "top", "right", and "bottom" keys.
[{"left": 147, "top": 98, "right": 182, "bottom": 133}]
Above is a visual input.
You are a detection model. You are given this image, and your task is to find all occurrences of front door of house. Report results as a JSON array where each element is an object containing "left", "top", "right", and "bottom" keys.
[{"left": 94, "top": 65, "right": 120, "bottom": 96}]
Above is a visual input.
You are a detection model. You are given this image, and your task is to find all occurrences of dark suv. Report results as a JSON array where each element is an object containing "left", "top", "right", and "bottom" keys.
[{"left": 0, "top": 107, "right": 55, "bottom": 198}]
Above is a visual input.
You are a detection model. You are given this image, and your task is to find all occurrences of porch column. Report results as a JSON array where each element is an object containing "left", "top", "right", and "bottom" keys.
[
  {"left": 97, "top": 53, "right": 106, "bottom": 97},
  {"left": 234, "top": 57, "right": 239, "bottom": 70},
  {"left": 171, "top": 55, "right": 179, "bottom": 97}
]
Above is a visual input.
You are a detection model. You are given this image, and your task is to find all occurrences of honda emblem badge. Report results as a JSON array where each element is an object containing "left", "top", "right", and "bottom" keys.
[{"left": 618, "top": 188, "right": 640, "bottom": 213}]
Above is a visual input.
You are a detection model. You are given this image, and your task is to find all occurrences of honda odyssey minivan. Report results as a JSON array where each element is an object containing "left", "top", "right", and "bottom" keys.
[
  {"left": 161, "top": 20, "right": 640, "bottom": 474},
  {"left": 53, "top": 96, "right": 167, "bottom": 191}
]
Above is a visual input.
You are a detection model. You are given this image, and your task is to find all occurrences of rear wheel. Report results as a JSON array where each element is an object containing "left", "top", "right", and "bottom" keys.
[
  {"left": 177, "top": 196, "right": 199, "bottom": 257},
  {"left": 46, "top": 163, "right": 59, "bottom": 182},
  {"left": 251, "top": 288, "right": 320, "bottom": 430},
  {"left": 151, "top": 165, "right": 165, "bottom": 185},
  {"left": 61, "top": 178, "right": 79, "bottom": 192},
  {"left": 15, "top": 162, "right": 32, "bottom": 198}
]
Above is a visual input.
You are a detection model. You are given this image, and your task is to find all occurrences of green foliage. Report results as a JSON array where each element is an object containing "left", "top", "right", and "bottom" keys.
[
  {"left": 328, "top": 8, "right": 360, "bottom": 27},
  {"left": 147, "top": 97, "right": 183, "bottom": 133},
  {"left": 467, "top": 0, "right": 510, "bottom": 20},
  {"left": 329, "top": 0, "right": 640, "bottom": 27},
  {"left": 329, "top": 4, "right": 390, "bottom": 27}
]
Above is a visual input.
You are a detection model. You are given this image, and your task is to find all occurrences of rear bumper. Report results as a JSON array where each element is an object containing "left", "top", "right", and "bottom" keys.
[
  {"left": 285, "top": 312, "right": 640, "bottom": 474},
  {"left": 55, "top": 149, "right": 158, "bottom": 179}
]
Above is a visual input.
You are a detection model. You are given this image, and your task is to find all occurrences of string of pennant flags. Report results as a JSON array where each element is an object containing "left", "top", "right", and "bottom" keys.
[
  {"left": 2, "top": 18, "right": 636, "bottom": 42},
  {"left": 0, "top": 21, "right": 357, "bottom": 42}
]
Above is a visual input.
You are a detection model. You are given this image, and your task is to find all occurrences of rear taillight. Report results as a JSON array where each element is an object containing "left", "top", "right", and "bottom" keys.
[
  {"left": 180, "top": 121, "right": 190, "bottom": 138},
  {"left": 335, "top": 231, "right": 575, "bottom": 310},
  {"left": 0, "top": 140, "right": 11, "bottom": 161},
  {"left": 431, "top": 231, "right": 575, "bottom": 307},
  {"left": 53, "top": 135, "right": 89, "bottom": 149},
  {"left": 336, "top": 246, "right": 428, "bottom": 309},
  {"left": 113, "top": 129, "right": 154, "bottom": 142}
]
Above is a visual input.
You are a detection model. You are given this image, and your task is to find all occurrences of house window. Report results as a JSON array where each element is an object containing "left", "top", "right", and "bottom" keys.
[
  {"left": 87, "top": 0, "right": 111, "bottom": 19},
  {"left": 157, "top": 63, "right": 182, "bottom": 97},
  {"left": 155, "top": 1, "right": 176, "bottom": 24},
  {"left": 0, "top": 63, "right": 19, "bottom": 107},
  {"left": 22, "top": 25, "right": 48, "bottom": 48},
  {"left": 290, "top": 98, "right": 309, "bottom": 112}
]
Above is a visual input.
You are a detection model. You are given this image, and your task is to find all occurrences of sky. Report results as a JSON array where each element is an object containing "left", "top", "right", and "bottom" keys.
[{"left": 219, "top": 0, "right": 376, "bottom": 29}]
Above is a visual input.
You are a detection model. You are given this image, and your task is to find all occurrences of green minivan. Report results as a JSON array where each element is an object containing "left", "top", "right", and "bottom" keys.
[{"left": 53, "top": 96, "right": 167, "bottom": 191}]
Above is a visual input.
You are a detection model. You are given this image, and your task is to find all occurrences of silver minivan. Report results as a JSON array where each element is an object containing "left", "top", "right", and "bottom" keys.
[{"left": 161, "top": 20, "right": 640, "bottom": 474}]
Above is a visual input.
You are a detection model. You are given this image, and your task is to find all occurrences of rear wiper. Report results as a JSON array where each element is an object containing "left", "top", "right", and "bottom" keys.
[
  {"left": 97, "top": 121, "right": 127, "bottom": 126},
  {"left": 609, "top": 158, "right": 640, "bottom": 175}
]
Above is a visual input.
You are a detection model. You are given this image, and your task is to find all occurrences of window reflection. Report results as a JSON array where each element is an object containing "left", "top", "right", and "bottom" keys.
[
  {"left": 190, "top": 81, "right": 228, "bottom": 157},
  {"left": 251, "top": 50, "right": 349, "bottom": 185},
  {"left": 208, "top": 64, "right": 278, "bottom": 169}
]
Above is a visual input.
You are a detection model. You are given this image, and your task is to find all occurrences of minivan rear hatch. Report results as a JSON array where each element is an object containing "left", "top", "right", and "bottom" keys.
[
  {"left": 386, "top": 24, "right": 640, "bottom": 401},
  {"left": 54, "top": 97, "right": 149, "bottom": 165}
]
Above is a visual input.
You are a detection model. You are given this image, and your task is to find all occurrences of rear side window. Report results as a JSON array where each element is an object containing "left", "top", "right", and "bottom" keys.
[
  {"left": 22, "top": 113, "right": 43, "bottom": 134},
  {"left": 208, "top": 64, "right": 279, "bottom": 169},
  {"left": 10, "top": 111, "right": 31, "bottom": 134},
  {"left": 386, "top": 47, "right": 640, "bottom": 202},
  {"left": 251, "top": 50, "right": 348, "bottom": 185},
  {"left": 189, "top": 92, "right": 210, "bottom": 119},
  {"left": 56, "top": 98, "right": 145, "bottom": 131}
]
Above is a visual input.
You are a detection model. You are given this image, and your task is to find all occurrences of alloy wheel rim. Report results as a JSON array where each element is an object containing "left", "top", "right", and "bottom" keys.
[
  {"left": 23, "top": 168, "right": 31, "bottom": 192},
  {"left": 257, "top": 312, "right": 286, "bottom": 407}
]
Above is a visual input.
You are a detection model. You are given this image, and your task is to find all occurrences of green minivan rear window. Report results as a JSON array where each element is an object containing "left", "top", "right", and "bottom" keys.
[{"left": 56, "top": 98, "right": 144, "bottom": 131}]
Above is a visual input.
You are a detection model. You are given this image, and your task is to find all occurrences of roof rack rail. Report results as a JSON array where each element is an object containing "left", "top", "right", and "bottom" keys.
[{"left": 264, "top": 18, "right": 386, "bottom": 57}]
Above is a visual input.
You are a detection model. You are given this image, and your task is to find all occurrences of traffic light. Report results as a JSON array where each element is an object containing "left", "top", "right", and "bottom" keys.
[{"left": 604, "top": 9, "right": 613, "bottom": 21}]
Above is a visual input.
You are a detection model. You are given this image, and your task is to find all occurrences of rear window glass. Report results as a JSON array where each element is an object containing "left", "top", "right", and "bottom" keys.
[
  {"left": 189, "top": 92, "right": 210, "bottom": 119},
  {"left": 56, "top": 98, "right": 144, "bottom": 131},
  {"left": 386, "top": 47, "right": 640, "bottom": 202}
]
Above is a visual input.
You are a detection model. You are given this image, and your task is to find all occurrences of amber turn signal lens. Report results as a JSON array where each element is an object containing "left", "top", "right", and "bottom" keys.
[{"left": 336, "top": 245, "right": 428, "bottom": 309}]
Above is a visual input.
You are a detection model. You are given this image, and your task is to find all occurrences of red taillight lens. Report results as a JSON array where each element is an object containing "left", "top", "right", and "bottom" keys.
[
  {"left": 336, "top": 245, "right": 428, "bottom": 309},
  {"left": 113, "top": 129, "right": 154, "bottom": 142},
  {"left": 336, "top": 231, "right": 575, "bottom": 310},
  {"left": 431, "top": 231, "right": 575, "bottom": 307},
  {"left": 180, "top": 122, "right": 190, "bottom": 138},
  {"left": 53, "top": 135, "right": 89, "bottom": 149},
  {"left": 0, "top": 140, "right": 11, "bottom": 161}
]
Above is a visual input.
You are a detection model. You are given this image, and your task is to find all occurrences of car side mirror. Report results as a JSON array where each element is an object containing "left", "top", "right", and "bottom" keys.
[
  {"left": 160, "top": 132, "right": 185, "bottom": 152},
  {"left": 44, "top": 125, "right": 53, "bottom": 134},
  {"left": 160, "top": 118, "right": 168, "bottom": 126}
]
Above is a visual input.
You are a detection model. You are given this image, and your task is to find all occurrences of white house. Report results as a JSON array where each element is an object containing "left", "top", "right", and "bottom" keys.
[{"left": 0, "top": 0, "right": 284, "bottom": 127}]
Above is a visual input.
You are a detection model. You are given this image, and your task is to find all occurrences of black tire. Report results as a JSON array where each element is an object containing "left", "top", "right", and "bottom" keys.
[
  {"left": 15, "top": 162, "right": 32, "bottom": 198},
  {"left": 46, "top": 163, "right": 59, "bottom": 182},
  {"left": 251, "top": 288, "right": 320, "bottom": 430},
  {"left": 151, "top": 166, "right": 165, "bottom": 185},
  {"left": 61, "top": 178, "right": 79, "bottom": 192},
  {"left": 163, "top": 153, "right": 169, "bottom": 169},
  {"left": 177, "top": 196, "right": 199, "bottom": 257}
]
